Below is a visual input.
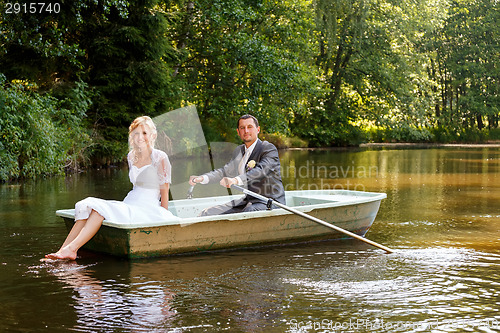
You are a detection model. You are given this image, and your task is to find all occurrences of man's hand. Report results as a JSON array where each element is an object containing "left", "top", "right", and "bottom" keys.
[
  {"left": 189, "top": 175, "right": 203, "bottom": 186},
  {"left": 220, "top": 177, "right": 237, "bottom": 188}
]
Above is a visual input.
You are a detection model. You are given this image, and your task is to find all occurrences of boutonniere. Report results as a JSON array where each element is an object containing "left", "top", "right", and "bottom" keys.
[{"left": 246, "top": 160, "right": 256, "bottom": 171}]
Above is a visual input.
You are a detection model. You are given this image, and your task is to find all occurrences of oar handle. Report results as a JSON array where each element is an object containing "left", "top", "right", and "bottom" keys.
[
  {"left": 231, "top": 184, "right": 267, "bottom": 201},
  {"left": 232, "top": 184, "right": 275, "bottom": 209},
  {"left": 230, "top": 185, "right": 394, "bottom": 254},
  {"left": 187, "top": 185, "right": 195, "bottom": 199}
]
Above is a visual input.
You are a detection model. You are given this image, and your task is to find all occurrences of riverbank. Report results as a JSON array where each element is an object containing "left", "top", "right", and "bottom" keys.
[
  {"left": 360, "top": 142, "right": 500, "bottom": 148},
  {"left": 280, "top": 141, "right": 500, "bottom": 151}
]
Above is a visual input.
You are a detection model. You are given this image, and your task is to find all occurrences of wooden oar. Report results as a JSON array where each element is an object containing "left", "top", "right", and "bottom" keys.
[{"left": 231, "top": 184, "right": 394, "bottom": 254}]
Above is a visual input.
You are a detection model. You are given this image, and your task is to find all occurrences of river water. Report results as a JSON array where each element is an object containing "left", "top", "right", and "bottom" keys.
[{"left": 1, "top": 147, "right": 499, "bottom": 332}]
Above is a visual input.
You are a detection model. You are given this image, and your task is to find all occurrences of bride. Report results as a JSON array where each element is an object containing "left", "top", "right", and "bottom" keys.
[{"left": 45, "top": 116, "right": 178, "bottom": 260}]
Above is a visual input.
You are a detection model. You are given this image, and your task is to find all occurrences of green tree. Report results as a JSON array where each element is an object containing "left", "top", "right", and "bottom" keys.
[
  {"left": 1, "top": 1, "right": 181, "bottom": 163},
  {"left": 293, "top": 0, "right": 449, "bottom": 145},
  {"left": 292, "top": 0, "right": 369, "bottom": 146},
  {"left": 168, "top": 0, "right": 318, "bottom": 139},
  {"left": 0, "top": 1, "right": 88, "bottom": 88},
  {"left": 432, "top": 0, "right": 500, "bottom": 133},
  {"left": 74, "top": 0, "right": 179, "bottom": 161}
]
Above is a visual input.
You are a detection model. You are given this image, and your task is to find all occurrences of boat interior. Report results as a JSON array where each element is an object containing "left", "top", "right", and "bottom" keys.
[
  {"left": 168, "top": 190, "right": 380, "bottom": 219},
  {"left": 56, "top": 190, "right": 386, "bottom": 226}
]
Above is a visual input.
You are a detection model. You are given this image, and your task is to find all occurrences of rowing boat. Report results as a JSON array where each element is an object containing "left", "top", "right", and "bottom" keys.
[{"left": 55, "top": 189, "right": 386, "bottom": 258}]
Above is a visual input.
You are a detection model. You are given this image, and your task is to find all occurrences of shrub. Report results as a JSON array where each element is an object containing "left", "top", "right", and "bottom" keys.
[{"left": 0, "top": 74, "right": 91, "bottom": 181}]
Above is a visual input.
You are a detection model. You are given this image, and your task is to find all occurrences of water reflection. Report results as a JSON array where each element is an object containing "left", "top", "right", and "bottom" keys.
[
  {"left": 29, "top": 242, "right": 500, "bottom": 332},
  {"left": 40, "top": 251, "right": 296, "bottom": 332},
  {"left": 44, "top": 260, "right": 179, "bottom": 332}
]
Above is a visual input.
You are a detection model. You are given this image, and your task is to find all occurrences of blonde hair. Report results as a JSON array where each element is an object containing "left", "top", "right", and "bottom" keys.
[{"left": 128, "top": 116, "right": 157, "bottom": 151}]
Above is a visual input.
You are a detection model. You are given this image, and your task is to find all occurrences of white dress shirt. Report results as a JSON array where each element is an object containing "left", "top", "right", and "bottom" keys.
[
  {"left": 200, "top": 139, "right": 258, "bottom": 185},
  {"left": 235, "top": 139, "right": 258, "bottom": 185}
]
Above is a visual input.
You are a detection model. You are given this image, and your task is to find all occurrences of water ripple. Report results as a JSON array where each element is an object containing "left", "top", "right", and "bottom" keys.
[{"left": 282, "top": 247, "right": 500, "bottom": 331}]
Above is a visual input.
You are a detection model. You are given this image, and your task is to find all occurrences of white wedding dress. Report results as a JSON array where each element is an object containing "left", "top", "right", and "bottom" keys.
[{"left": 74, "top": 149, "right": 179, "bottom": 224}]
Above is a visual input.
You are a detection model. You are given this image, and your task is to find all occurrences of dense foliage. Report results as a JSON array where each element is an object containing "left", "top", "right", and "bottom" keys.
[
  {"left": 1, "top": 0, "right": 499, "bottom": 179},
  {"left": 430, "top": 0, "right": 500, "bottom": 135},
  {"left": 0, "top": 75, "right": 91, "bottom": 180}
]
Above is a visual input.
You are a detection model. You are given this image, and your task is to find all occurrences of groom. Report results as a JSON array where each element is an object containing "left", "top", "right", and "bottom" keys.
[{"left": 189, "top": 114, "right": 286, "bottom": 216}]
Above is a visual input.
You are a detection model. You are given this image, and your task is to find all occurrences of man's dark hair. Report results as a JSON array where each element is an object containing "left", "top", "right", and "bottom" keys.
[{"left": 237, "top": 114, "right": 259, "bottom": 128}]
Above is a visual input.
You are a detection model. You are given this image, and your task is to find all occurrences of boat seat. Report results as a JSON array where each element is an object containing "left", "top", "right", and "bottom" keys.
[{"left": 288, "top": 196, "right": 336, "bottom": 207}]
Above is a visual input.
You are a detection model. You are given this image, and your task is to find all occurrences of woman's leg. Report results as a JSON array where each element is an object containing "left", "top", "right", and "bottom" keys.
[
  {"left": 45, "top": 220, "right": 86, "bottom": 259},
  {"left": 46, "top": 210, "right": 104, "bottom": 260},
  {"left": 59, "top": 220, "right": 87, "bottom": 249}
]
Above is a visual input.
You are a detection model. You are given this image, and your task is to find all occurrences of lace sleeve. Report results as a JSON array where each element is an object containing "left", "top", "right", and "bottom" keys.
[{"left": 152, "top": 149, "right": 172, "bottom": 185}]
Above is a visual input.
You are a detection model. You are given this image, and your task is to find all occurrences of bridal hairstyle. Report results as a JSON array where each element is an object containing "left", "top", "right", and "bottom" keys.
[{"left": 128, "top": 116, "right": 157, "bottom": 151}]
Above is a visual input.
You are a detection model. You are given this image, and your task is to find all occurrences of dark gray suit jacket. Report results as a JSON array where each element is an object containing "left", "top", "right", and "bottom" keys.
[{"left": 203, "top": 139, "right": 286, "bottom": 205}]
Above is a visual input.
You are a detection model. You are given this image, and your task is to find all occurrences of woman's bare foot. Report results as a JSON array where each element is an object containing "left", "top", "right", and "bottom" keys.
[{"left": 45, "top": 246, "right": 77, "bottom": 260}]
